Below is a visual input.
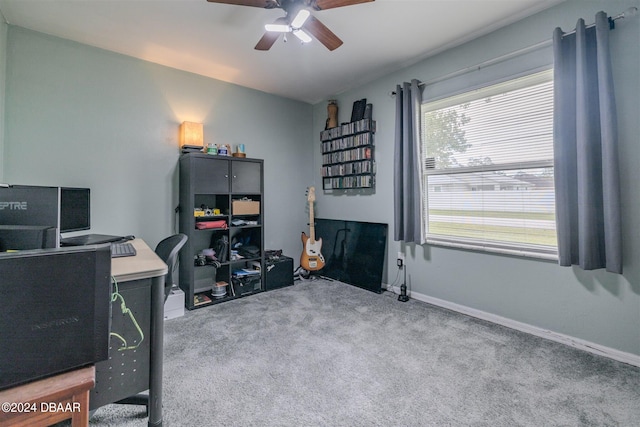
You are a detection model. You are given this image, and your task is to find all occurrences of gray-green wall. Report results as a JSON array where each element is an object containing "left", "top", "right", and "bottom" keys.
[
  {"left": 2, "top": 26, "right": 313, "bottom": 256},
  {"left": 2, "top": 0, "right": 638, "bottom": 361},
  {"left": 0, "top": 17, "right": 6, "bottom": 177},
  {"left": 312, "top": 0, "right": 640, "bottom": 359}
]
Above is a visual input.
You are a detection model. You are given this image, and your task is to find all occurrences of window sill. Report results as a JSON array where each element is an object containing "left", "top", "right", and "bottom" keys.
[{"left": 425, "top": 237, "right": 558, "bottom": 261}]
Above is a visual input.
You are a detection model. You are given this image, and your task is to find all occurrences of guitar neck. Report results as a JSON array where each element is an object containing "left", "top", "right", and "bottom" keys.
[{"left": 309, "top": 200, "right": 315, "bottom": 242}]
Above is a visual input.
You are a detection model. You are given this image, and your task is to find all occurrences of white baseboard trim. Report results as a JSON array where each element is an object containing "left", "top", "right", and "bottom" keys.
[{"left": 386, "top": 285, "right": 640, "bottom": 367}]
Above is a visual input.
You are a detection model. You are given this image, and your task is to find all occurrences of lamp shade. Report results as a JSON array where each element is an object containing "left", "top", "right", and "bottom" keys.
[{"left": 180, "top": 122, "right": 204, "bottom": 148}]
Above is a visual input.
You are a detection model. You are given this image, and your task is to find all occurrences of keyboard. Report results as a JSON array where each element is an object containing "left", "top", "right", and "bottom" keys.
[{"left": 111, "top": 242, "right": 137, "bottom": 258}]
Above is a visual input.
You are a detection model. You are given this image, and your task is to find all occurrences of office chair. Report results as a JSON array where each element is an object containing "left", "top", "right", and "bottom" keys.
[
  {"left": 154, "top": 233, "right": 188, "bottom": 300},
  {"left": 115, "top": 233, "right": 188, "bottom": 414}
]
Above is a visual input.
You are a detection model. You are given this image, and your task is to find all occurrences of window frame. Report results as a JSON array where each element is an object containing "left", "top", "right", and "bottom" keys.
[{"left": 420, "top": 69, "right": 558, "bottom": 260}]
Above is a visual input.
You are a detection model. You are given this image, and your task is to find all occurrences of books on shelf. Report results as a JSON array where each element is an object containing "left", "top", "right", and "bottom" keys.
[
  {"left": 322, "top": 146, "right": 372, "bottom": 165},
  {"left": 321, "top": 159, "right": 374, "bottom": 178},
  {"left": 321, "top": 132, "right": 372, "bottom": 154},
  {"left": 194, "top": 293, "right": 212, "bottom": 306},
  {"left": 231, "top": 218, "right": 259, "bottom": 226},
  {"left": 320, "top": 118, "right": 376, "bottom": 141},
  {"left": 232, "top": 268, "right": 260, "bottom": 277},
  {"left": 322, "top": 175, "right": 374, "bottom": 190},
  {"left": 319, "top": 115, "right": 376, "bottom": 190}
]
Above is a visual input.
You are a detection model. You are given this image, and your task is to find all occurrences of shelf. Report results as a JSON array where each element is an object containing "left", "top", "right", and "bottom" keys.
[
  {"left": 323, "top": 175, "right": 374, "bottom": 189},
  {"left": 194, "top": 262, "right": 228, "bottom": 268},
  {"left": 320, "top": 117, "right": 376, "bottom": 191},
  {"left": 179, "top": 154, "right": 264, "bottom": 310},
  {"left": 195, "top": 215, "right": 228, "bottom": 220},
  {"left": 321, "top": 159, "right": 375, "bottom": 178},
  {"left": 194, "top": 227, "right": 229, "bottom": 232},
  {"left": 320, "top": 118, "right": 376, "bottom": 141},
  {"left": 321, "top": 135, "right": 374, "bottom": 154},
  {"left": 322, "top": 146, "right": 373, "bottom": 165},
  {"left": 230, "top": 257, "right": 261, "bottom": 265}
]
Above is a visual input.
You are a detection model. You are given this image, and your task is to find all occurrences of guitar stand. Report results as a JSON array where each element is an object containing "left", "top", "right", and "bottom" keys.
[
  {"left": 294, "top": 265, "right": 309, "bottom": 280},
  {"left": 294, "top": 266, "right": 320, "bottom": 281}
]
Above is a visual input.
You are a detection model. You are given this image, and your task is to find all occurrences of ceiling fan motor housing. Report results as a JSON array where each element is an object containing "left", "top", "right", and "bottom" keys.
[{"left": 273, "top": 1, "right": 322, "bottom": 13}]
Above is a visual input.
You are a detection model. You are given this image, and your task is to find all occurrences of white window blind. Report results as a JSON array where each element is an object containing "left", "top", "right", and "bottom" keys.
[{"left": 421, "top": 70, "right": 557, "bottom": 258}]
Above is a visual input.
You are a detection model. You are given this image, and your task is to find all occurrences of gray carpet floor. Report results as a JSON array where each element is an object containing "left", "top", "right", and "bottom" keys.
[{"left": 87, "top": 278, "right": 640, "bottom": 426}]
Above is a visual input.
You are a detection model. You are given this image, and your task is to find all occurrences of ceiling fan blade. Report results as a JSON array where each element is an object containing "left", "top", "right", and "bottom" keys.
[
  {"left": 255, "top": 31, "right": 281, "bottom": 50},
  {"left": 206, "top": 0, "right": 278, "bottom": 8},
  {"left": 313, "top": 0, "right": 374, "bottom": 11},
  {"left": 303, "top": 15, "right": 343, "bottom": 51}
]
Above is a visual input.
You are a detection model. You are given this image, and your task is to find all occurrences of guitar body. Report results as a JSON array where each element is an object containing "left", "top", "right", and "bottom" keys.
[
  {"left": 301, "top": 232, "right": 325, "bottom": 271},
  {"left": 300, "top": 186, "right": 325, "bottom": 271}
]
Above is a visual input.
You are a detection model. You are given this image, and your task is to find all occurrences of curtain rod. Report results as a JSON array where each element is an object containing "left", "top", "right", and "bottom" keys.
[
  {"left": 389, "top": 7, "right": 637, "bottom": 97},
  {"left": 562, "top": 6, "right": 637, "bottom": 36}
]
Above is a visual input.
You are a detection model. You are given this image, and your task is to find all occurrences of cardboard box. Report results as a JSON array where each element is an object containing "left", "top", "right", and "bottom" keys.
[{"left": 232, "top": 200, "right": 260, "bottom": 215}]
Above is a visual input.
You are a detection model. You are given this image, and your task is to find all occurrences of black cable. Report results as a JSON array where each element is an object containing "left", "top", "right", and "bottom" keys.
[{"left": 385, "top": 266, "right": 402, "bottom": 297}]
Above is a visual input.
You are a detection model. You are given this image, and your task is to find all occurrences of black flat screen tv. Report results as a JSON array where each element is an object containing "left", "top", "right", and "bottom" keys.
[{"left": 314, "top": 218, "right": 388, "bottom": 293}]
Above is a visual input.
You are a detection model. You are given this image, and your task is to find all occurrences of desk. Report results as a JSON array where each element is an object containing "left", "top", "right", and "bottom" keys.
[
  {"left": 0, "top": 366, "right": 95, "bottom": 427},
  {"left": 91, "top": 239, "right": 167, "bottom": 427}
]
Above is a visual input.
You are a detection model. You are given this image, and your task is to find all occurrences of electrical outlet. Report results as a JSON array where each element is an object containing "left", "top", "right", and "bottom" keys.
[{"left": 397, "top": 251, "right": 404, "bottom": 268}]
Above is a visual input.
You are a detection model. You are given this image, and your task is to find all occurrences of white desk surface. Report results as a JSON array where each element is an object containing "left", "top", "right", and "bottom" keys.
[{"left": 111, "top": 238, "right": 167, "bottom": 283}]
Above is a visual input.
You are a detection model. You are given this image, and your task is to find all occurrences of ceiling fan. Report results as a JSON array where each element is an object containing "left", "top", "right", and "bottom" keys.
[{"left": 206, "top": 0, "right": 375, "bottom": 51}]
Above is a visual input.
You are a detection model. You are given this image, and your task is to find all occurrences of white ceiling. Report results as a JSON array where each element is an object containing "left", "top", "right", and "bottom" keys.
[{"left": 0, "top": 0, "right": 564, "bottom": 104}]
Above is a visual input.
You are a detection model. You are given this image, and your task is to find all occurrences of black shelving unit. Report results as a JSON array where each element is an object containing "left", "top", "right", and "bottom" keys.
[
  {"left": 320, "top": 118, "right": 376, "bottom": 190},
  {"left": 178, "top": 153, "right": 264, "bottom": 309}
]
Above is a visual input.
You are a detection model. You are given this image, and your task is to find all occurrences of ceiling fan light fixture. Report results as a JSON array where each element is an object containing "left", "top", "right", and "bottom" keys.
[
  {"left": 291, "top": 9, "right": 311, "bottom": 28},
  {"left": 293, "top": 29, "right": 312, "bottom": 43},
  {"left": 265, "top": 23, "right": 291, "bottom": 32}
]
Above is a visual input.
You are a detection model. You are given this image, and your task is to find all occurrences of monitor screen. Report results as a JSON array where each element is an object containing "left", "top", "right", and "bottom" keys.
[{"left": 60, "top": 187, "right": 90, "bottom": 233}]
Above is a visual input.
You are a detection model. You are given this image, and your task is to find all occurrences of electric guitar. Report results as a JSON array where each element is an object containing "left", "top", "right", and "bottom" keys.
[{"left": 301, "top": 187, "right": 325, "bottom": 271}]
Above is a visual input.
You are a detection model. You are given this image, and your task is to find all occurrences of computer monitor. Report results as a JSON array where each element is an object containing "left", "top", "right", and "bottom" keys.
[
  {"left": 0, "top": 184, "right": 59, "bottom": 228},
  {"left": 60, "top": 187, "right": 90, "bottom": 233}
]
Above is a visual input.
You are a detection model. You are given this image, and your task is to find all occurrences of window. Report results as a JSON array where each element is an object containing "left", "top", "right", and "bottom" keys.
[{"left": 421, "top": 70, "right": 556, "bottom": 258}]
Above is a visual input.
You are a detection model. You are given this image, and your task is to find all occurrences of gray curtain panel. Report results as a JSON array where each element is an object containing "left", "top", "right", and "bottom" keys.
[
  {"left": 552, "top": 11, "right": 622, "bottom": 273},
  {"left": 393, "top": 79, "right": 424, "bottom": 244}
]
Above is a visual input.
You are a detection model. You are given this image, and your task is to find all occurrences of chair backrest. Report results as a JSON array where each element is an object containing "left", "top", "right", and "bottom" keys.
[{"left": 154, "top": 233, "right": 188, "bottom": 300}]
